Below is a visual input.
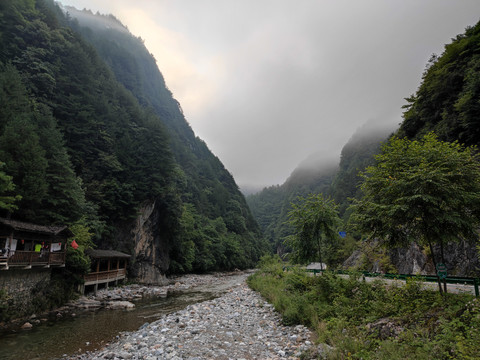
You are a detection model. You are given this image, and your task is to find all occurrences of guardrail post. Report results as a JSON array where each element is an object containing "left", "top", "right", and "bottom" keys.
[{"left": 474, "top": 278, "right": 479, "bottom": 297}]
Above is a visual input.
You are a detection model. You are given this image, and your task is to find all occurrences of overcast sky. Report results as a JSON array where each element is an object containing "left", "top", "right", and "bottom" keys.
[{"left": 58, "top": 0, "right": 480, "bottom": 189}]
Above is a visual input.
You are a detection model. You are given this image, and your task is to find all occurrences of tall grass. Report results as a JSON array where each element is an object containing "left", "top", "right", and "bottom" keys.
[{"left": 247, "top": 255, "right": 480, "bottom": 359}]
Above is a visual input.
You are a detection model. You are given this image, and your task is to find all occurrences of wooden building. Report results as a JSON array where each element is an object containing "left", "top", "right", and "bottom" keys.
[
  {"left": 0, "top": 218, "right": 72, "bottom": 270},
  {"left": 81, "top": 249, "right": 131, "bottom": 294}
]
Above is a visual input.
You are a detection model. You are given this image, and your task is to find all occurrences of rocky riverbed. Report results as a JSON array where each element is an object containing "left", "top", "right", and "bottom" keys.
[
  {"left": 63, "top": 273, "right": 320, "bottom": 359},
  {"left": 66, "top": 273, "right": 237, "bottom": 312},
  {"left": 8, "top": 272, "right": 251, "bottom": 332}
]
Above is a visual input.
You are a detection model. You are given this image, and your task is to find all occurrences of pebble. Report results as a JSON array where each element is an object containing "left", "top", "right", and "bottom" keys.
[{"left": 65, "top": 275, "right": 315, "bottom": 359}]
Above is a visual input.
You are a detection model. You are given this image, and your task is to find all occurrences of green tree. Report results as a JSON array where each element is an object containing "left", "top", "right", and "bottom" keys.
[
  {"left": 0, "top": 162, "right": 21, "bottom": 212},
  {"left": 0, "top": 63, "right": 86, "bottom": 224},
  {"left": 350, "top": 133, "right": 480, "bottom": 293},
  {"left": 285, "top": 193, "right": 342, "bottom": 268},
  {"left": 65, "top": 219, "right": 95, "bottom": 284}
]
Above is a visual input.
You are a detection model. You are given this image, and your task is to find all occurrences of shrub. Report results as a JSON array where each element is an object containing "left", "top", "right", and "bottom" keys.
[{"left": 248, "top": 261, "right": 478, "bottom": 359}]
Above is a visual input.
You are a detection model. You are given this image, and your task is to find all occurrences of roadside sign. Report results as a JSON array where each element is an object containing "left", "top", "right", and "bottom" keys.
[
  {"left": 338, "top": 231, "right": 347, "bottom": 238},
  {"left": 436, "top": 263, "right": 447, "bottom": 279}
]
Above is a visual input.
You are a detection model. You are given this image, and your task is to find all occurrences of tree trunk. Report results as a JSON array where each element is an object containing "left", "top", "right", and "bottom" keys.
[
  {"left": 440, "top": 241, "right": 447, "bottom": 294},
  {"left": 317, "top": 234, "right": 323, "bottom": 271},
  {"left": 428, "top": 240, "right": 443, "bottom": 294}
]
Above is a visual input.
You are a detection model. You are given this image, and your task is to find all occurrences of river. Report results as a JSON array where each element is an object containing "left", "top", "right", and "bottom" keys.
[{"left": 0, "top": 273, "right": 248, "bottom": 360}]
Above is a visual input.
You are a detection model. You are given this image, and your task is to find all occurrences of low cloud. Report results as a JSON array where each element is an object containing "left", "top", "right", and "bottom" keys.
[{"left": 59, "top": 0, "right": 480, "bottom": 188}]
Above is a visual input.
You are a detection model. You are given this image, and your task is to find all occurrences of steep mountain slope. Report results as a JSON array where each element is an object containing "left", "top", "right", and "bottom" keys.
[
  {"left": 0, "top": 0, "right": 175, "bottom": 229},
  {"left": 0, "top": 0, "right": 267, "bottom": 281},
  {"left": 247, "top": 121, "right": 394, "bottom": 260},
  {"left": 63, "top": 7, "right": 268, "bottom": 274},
  {"left": 247, "top": 155, "right": 338, "bottom": 253},
  {"left": 397, "top": 21, "right": 480, "bottom": 146},
  {"left": 391, "top": 21, "right": 480, "bottom": 276},
  {"left": 331, "top": 120, "right": 397, "bottom": 218},
  {"left": 342, "top": 21, "right": 480, "bottom": 276}
]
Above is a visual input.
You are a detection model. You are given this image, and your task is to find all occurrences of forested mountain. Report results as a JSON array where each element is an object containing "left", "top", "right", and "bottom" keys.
[
  {"left": 248, "top": 20, "right": 480, "bottom": 266},
  {"left": 0, "top": 0, "right": 267, "bottom": 279},
  {"left": 397, "top": 21, "right": 480, "bottom": 146},
  {"left": 247, "top": 155, "right": 338, "bottom": 254},
  {"left": 331, "top": 120, "right": 397, "bottom": 218},
  {"left": 63, "top": 6, "right": 268, "bottom": 273},
  {"left": 249, "top": 20, "right": 480, "bottom": 274},
  {"left": 247, "top": 121, "right": 394, "bottom": 258}
]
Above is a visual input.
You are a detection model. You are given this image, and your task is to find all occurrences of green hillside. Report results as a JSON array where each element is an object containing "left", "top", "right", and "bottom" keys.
[
  {"left": 247, "top": 157, "right": 338, "bottom": 254},
  {"left": 398, "top": 21, "right": 480, "bottom": 145},
  {"left": 0, "top": 0, "right": 267, "bottom": 274},
  {"left": 247, "top": 123, "right": 391, "bottom": 261}
]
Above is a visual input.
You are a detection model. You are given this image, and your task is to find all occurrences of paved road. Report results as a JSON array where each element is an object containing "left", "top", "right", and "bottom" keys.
[{"left": 356, "top": 274, "right": 476, "bottom": 295}]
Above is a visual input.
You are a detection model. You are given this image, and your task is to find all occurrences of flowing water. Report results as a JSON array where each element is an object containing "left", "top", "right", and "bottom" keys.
[{"left": 0, "top": 273, "right": 247, "bottom": 360}]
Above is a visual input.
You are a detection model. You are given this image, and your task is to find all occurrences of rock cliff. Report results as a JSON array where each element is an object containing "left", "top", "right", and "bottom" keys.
[{"left": 114, "top": 200, "right": 170, "bottom": 285}]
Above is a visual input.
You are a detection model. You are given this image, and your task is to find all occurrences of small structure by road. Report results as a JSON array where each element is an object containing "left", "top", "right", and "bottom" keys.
[
  {"left": 81, "top": 249, "right": 131, "bottom": 294},
  {"left": 0, "top": 217, "right": 71, "bottom": 270},
  {"left": 306, "top": 262, "right": 327, "bottom": 271}
]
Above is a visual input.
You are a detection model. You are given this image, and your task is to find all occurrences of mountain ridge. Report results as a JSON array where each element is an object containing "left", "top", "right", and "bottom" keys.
[{"left": 0, "top": 0, "right": 268, "bottom": 280}]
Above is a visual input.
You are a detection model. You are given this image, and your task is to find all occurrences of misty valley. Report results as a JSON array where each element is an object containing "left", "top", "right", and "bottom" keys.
[{"left": 1, "top": 0, "right": 480, "bottom": 359}]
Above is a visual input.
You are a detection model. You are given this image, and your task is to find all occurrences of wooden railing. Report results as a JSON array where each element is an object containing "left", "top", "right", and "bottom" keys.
[
  {"left": 2, "top": 250, "right": 66, "bottom": 267},
  {"left": 84, "top": 268, "right": 127, "bottom": 285}
]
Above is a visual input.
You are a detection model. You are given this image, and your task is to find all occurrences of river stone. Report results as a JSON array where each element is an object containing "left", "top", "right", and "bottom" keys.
[
  {"left": 105, "top": 301, "right": 135, "bottom": 310},
  {"left": 21, "top": 322, "right": 33, "bottom": 330}
]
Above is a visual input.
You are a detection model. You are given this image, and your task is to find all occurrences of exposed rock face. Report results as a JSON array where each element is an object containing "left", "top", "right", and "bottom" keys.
[
  {"left": 390, "top": 241, "right": 480, "bottom": 276},
  {"left": 436, "top": 240, "right": 480, "bottom": 276},
  {"left": 389, "top": 242, "right": 434, "bottom": 275},
  {"left": 344, "top": 239, "right": 480, "bottom": 277},
  {"left": 132, "top": 200, "right": 170, "bottom": 284},
  {"left": 115, "top": 199, "right": 170, "bottom": 285}
]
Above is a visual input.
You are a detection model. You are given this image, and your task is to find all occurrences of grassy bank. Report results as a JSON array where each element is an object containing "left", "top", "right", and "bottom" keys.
[{"left": 247, "top": 256, "right": 480, "bottom": 359}]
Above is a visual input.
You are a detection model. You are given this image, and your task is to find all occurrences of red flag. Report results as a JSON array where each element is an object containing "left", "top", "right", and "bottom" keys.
[{"left": 71, "top": 240, "right": 79, "bottom": 249}]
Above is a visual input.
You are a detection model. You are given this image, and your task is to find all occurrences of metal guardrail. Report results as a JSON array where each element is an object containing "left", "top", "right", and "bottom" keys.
[{"left": 303, "top": 268, "right": 480, "bottom": 297}]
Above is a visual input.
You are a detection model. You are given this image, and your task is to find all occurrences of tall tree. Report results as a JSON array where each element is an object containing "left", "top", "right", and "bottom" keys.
[
  {"left": 0, "top": 63, "right": 86, "bottom": 224},
  {"left": 0, "top": 162, "right": 21, "bottom": 213},
  {"left": 285, "top": 193, "right": 342, "bottom": 268},
  {"left": 350, "top": 133, "right": 480, "bottom": 293}
]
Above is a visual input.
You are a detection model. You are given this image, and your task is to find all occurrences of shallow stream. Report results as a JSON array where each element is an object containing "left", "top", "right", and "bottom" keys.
[{"left": 0, "top": 273, "right": 247, "bottom": 360}]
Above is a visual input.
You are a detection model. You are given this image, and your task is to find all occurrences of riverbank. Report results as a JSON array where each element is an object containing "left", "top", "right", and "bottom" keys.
[
  {"left": 248, "top": 258, "right": 480, "bottom": 359},
  {"left": 1, "top": 271, "right": 251, "bottom": 333},
  {"left": 67, "top": 272, "right": 247, "bottom": 311},
  {"left": 63, "top": 273, "right": 319, "bottom": 359}
]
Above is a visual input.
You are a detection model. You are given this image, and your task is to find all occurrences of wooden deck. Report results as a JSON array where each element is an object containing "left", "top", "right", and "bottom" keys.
[
  {"left": 84, "top": 268, "right": 127, "bottom": 286},
  {"left": 0, "top": 250, "right": 66, "bottom": 269}
]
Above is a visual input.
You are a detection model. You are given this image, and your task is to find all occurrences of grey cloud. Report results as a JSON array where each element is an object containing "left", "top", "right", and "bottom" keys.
[{"left": 59, "top": 0, "right": 480, "bottom": 188}]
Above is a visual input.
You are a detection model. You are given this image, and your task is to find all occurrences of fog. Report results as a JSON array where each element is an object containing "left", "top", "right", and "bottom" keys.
[{"left": 58, "top": 0, "right": 480, "bottom": 189}]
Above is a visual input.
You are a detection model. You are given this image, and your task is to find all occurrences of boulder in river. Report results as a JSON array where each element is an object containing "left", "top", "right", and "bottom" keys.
[
  {"left": 105, "top": 301, "right": 135, "bottom": 310},
  {"left": 21, "top": 322, "right": 33, "bottom": 330}
]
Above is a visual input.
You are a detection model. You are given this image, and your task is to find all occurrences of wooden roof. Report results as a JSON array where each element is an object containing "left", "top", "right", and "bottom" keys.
[
  {"left": 85, "top": 249, "right": 131, "bottom": 259},
  {"left": 0, "top": 218, "right": 73, "bottom": 237}
]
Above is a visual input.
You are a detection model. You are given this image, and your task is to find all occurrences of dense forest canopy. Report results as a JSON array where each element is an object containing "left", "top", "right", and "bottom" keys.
[
  {"left": 0, "top": 0, "right": 268, "bottom": 273},
  {"left": 398, "top": 22, "right": 480, "bottom": 146}
]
